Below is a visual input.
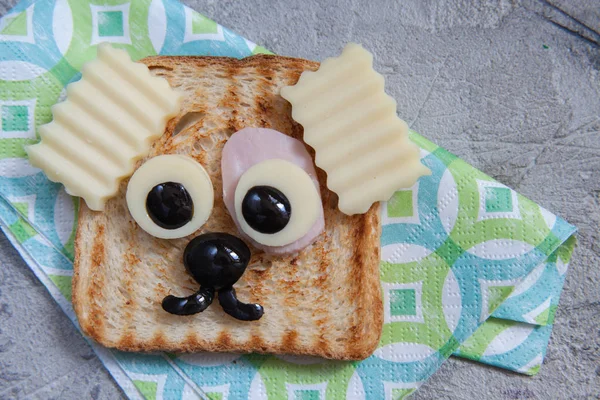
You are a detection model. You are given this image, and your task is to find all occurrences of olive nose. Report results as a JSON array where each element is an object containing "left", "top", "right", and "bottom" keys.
[{"left": 183, "top": 232, "right": 251, "bottom": 290}]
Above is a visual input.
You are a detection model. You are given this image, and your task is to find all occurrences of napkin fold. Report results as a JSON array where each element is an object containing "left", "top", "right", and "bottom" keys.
[{"left": 0, "top": 0, "right": 576, "bottom": 399}]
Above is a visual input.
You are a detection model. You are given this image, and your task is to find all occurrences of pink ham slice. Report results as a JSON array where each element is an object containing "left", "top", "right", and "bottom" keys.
[{"left": 221, "top": 127, "right": 325, "bottom": 255}]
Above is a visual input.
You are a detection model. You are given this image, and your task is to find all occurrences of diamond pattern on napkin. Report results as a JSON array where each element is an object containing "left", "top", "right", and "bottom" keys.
[
  {"left": 0, "top": 99, "right": 36, "bottom": 139},
  {"left": 476, "top": 180, "right": 521, "bottom": 221},
  {"left": 0, "top": 4, "right": 34, "bottom": 43},
  {"left": 383, "top": 282, "right": 424, "bottom": 323},
  {"left": 90, "top": 3, "right": 131, "bottom": 45}
]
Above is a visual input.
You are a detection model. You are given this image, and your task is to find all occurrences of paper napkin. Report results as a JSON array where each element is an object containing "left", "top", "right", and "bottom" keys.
[{"left": 0, "top": 0, "right": 576, "bottom": 398}]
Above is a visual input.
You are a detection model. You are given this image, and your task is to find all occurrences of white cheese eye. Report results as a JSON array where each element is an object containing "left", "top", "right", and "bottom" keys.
[
  {"left": 234, "top": 159, "right": 321, "bottom": 247},
  {"left": 126, "top": 155, "right": 213, "bottom": 239}
]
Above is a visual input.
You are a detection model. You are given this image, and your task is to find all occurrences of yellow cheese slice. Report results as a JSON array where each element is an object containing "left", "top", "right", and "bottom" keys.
[
  {"left": 26, "top": 43, "right": 182, "bottom": 211},
  {"left": 280, "top": 43, "right": 431, "bottom": 215}
]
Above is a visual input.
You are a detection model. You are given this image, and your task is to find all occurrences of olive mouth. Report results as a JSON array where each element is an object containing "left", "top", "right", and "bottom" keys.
[{"left": 161, "top": 232, "right": 264, "bottom": 321}]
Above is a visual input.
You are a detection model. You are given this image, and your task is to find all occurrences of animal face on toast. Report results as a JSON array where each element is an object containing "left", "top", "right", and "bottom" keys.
[
  {"left": 26, "top": 44, "right": 430, "bottom": 360},
  {"left": 124, "top": 126, "right": 326, "bottom": 321}
]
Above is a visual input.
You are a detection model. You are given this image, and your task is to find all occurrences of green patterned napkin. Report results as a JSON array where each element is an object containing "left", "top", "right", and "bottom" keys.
[{"left": 0, "top": 0, "right": 576, "bottom": 399}]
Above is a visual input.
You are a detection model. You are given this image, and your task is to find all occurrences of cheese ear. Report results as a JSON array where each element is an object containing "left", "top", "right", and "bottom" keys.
[
  {"left": 280, "top": 43, "right": 431, "bottom": 216},
  {"left": 26, "top": 43, "right": 182, "bottom": 211}
]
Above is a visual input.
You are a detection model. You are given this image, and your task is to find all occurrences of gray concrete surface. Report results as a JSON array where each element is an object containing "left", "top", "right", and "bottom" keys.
[{"left": 0, "top": 0, "right": 599, "bottom": 399}]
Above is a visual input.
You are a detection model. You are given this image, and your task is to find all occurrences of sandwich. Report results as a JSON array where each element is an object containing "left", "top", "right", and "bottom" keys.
[{"left": 27, "top": 43, "right": 429, "bottom": 360}]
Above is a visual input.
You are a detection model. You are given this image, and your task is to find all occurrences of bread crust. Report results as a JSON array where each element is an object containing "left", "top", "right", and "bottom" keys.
[{"left": 72, "top": 54, "right": 383, "bottom": 360}]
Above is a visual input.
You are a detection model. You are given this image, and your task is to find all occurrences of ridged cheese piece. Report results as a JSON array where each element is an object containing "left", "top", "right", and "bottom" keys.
[
  {"left": 280, "top": 43, "right": 431, "bottom": 215},
  {"left": 26, "top": 43, "right": 182, "bottom": 211}
]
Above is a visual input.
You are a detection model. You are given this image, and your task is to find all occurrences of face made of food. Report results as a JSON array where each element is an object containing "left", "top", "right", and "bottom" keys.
[
  {"left": 27, "top": 43, "right": 424, "bottom": 331},
  {"left": 122, "top": 127, "right": 326, "bottom": 321}
]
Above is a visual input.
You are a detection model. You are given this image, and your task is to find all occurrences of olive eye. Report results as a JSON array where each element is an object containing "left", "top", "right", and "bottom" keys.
[
  {"left": 242, "top": 186, "right": 291, "bottom": 234},
  {"left": 146, "top": 182, "right": 194, "bottom": 229},
  {"left": 127, "top": 155, "right": 213, "bottom": 239},
  {"left": 234, "top": 159, "right": 321, "bottom": 247}
]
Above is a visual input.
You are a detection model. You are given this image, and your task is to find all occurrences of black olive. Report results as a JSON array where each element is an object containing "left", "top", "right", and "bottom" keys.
[
  {"left": 183, "top": 232, "right": 251, "bottom": 291},
  {"left": 164, "top": 232, "right": 263, "bottom": 320},
  {"left": 242, "top": 186, "right": 291, "bottom": 234},
  {"left": 218, "top": 288, "right": 264, "bottom": 321},
  {"left": 162, "top": 287, "right": 214, "bottom": 315},
  {"left": 146, "top": 182, "right": 193, "bottom": 229}
]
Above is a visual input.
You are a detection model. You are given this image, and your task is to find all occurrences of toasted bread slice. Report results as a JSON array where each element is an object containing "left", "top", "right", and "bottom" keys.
[{"left": 72, "top": 54, "right": 383, "bottom": 360}]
